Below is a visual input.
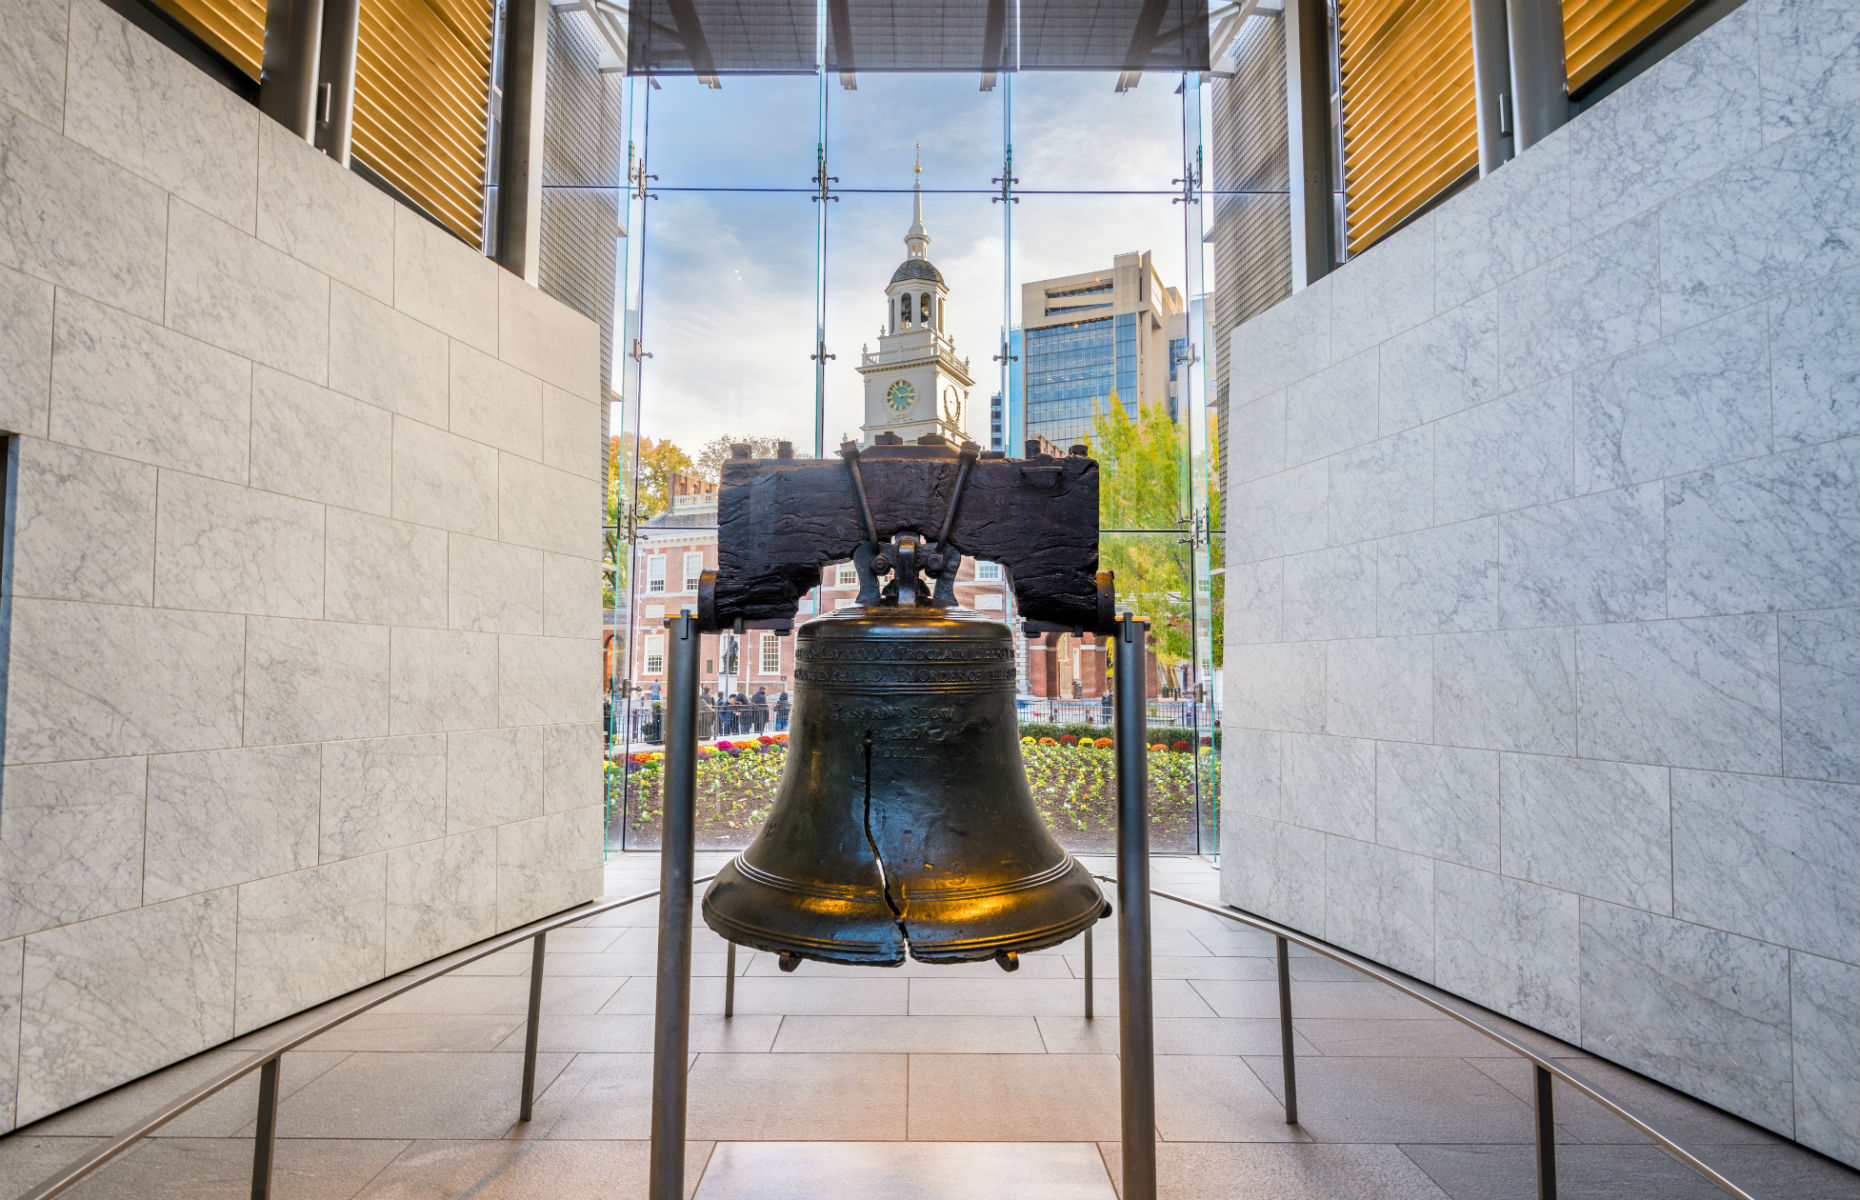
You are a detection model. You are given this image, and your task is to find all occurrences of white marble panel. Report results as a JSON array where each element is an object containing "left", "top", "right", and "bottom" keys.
[
  {"left": 4, "top": 599, "right": 244, "bottom": 763},
  {"left": 1673, "top": 770, "right": 1859, "bottom": 961},
  {"left": 63, "top": 0, "right": 258, "bottom": 228},
  {"left": 1280, "top": 733, "right": 1373, "bottom": 840},
  {"left": 320, "top": 734, "right": 447, "bottom": 861},
  {"left": 392, "top": 415, "right": 499, "bottom": 538},
  {"left": 255, "top": 117, "right": 394, "bottom": 301},
  {"left": 155, "top": 471, "right": 324, "bottom": 619},
  {"left": 244, "top": 617, "right": 391, "bottom": 745},
  {"left": 1577, "top": 615, "right": 1780, "bottom": 773},
  {"left": 1229, "top": 275, "right": 1331, "bottom": 404},
  {"left": 1329, "top": 215, "right": 1436, "bottom": 359},
  {"left": 1376, "top": 519, "right": 1499, "bottom": 635},
  {"left": 0, "top": 105, "right": 168, "bottom": 319},
  {"left": 324, "top": 508, "right": 448, "bottom": 628},
  {"left": 389, "top": 627, "right": 499, "bottom": 735},
  {"left": 327, "top": 284, "right": 450, "bottom": 426},
  {"left": 1499, "top": 483, "right": 1665, "bottom": 627},
  {"left": 0, "top": 0, "right": 65, "bottom": 129},
  {"left": 500, "top": 272, "right": 600, "bottom": 399},
  {"left": 1434, "top": 376, "right": 1575, "bottom": 523},
  {"left": 16, "top": 891, "right": 236, "bottom": 1123},
  {"left": 495, "top": 806, "right": 603, "bottom": 928},
  {"left": 1375, "top": 742, "right": 1499, "bottom": 871},
  {"left": 1229, "top": 460, "right": 1328, "bottom": 562},
  {"left": 144, "top": 745, "right": 320, "bottom": 902},
  {"left": 543, "top": 722, "right": 602, "bottom": 814},
  {"left": 1434, "top": 126, "right": 1572, "bottom": 311},
  {"left": 1327, "top": 428, "right": 1430, "bottom": 543},
  {"left": 1285, "top": 349, "right": 1378, "bottom": 467},
  {"left": 386, "top": 829, "right": 496, "bottom": 973},
  {"left": 1435, "top": 865, "right": 1580, "bottom": 1042},
  {"left": 1782, "top": 608, "right": 1860, "bottom": 783},
  {"left": 1223, "top": 642, "right": 1325, "bottom": 734},
  {"left": 0, "top": 262, "right": 52, "bottom": 436},
  {"left": 1501, "top": 754, "right": 1671, "bottom": 912},
  {"left": 1282, "top": 543, "right": 1374, "bottom": 641},
  {"left": 500, "top": 634, "right": 599, "bottom": 728},
  {"left": 9, "top": 438, "right": 156, "bottom": 604},
  {"left": 1497, "top": 212, "right": 1661, "bottom": 393},
  {"left": 49, "top": 290, "right": 251, "bottom": 482},
  {"left": 1325, "top": 635, "right": 1431, "bottom": 742},
  {"left": 1579, "top": 898, "right": 1794, "bottom": 1133},
  {"left": 499, "top": 455, "right": 601, "bottom": 556},
  {"left": 1378, "top": 291, "right": 1498, "bottom": 432},
  {"left": 1324, "top": 836, "right": 1434, "bottom": 982},
  {"left": 1219, "top": 814, "right": 1326, "bottom": 931},
  {"left": 394, "top": 205, "right": 499, "bottom": 352},
  {"left": 543, "top": 553, "right": 603, "bottom": 640},
  {"left": 1568, "top": 5, "right": 1761, "bottom": 227},
  {"left": 1791, "top": 951, "right": 1860, "bottom": 1165},
  {"left": 1220, "top": 728, "right": 1283, "bottom": 822},
  {"left": 1434, "top": 627, "right": 1577, "bottom": 755},
  {"left": 1770, "top": 265, "right": 1860, "bottom": 449},
  {"left": 1666, "top": 438, "right": 1860, "bottom": 619},
  {"left": 542, "top": 385, "right": 601, "bottom": 478},
  {"left": 450, "top": 533, "right": 544, "bottom": 633},
  {"left": 1660, "top": 103, "right": 1860, "bottom": 331},
  {"left": 447, "top": 727, "right": 543, "bottom": 833},
  {"left": 450, "top": 341, "right": 542, "bottom": 458},
  {"left": 0, "top": 935, "right": 17, "bottom": 1129},
  {"left": 1758, "top": 0, "right": 1860, "bottom": 140},
  {"left": 0, "top": 758, "right": 145, "bottom": 940},
  {"left": 1227, "top": 390, "right": 1287, "bottom": 485},
  {"left": 251, "top": 367, "right": 392, "bottom": 515},
  {"left": 1575, "top": 311, "right": 1771, "bottom": 494},
  {"left": 235, "top": 854, "right": 387, "bottom": 1033},
  {"left": 164, "top": 201, "right": 329, "bottom": 382},
  {"left": 1223, "top": 558, "right": 1284, "bottom": 645}
]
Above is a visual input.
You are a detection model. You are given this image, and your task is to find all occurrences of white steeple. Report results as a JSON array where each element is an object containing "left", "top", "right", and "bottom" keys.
[{"left": 904, "top": 142, "right": 929, "bottom": 259}]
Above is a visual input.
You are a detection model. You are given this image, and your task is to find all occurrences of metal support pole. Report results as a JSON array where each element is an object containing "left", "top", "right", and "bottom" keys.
[
  {"left": 1469, "top": 0, "right": 1515, "bottom": 174},
  {"left": 1284, "top": 0, "right": 1334, "bottom": 289},
  {"left": 259, "top": 0, "right": 324, "bottom": 140},
  {"left": 315, "top": 0, "right": 359, "bottom": 165},
  {"left": 1506, "top": 0, "right": 1569, "bottom": 151},
  {"left": 518, "top": 931, "right": 547, "bottom": 1121},
  {"left": 724, "top": 942, "right": 736, "bottom": 1019},
  {"left": 648, "top": 612, "right": 701, "bottom": 1200},
  {"left": 249, "top": 1057, "right": 279, "bottom": 1200},
  {"left": 1083, "top": 923, "right": 1094, "bottom": 1020},
  {"left": 1534, "top": 1064, "right": 1558, "bottom": 1199},
  {"left": 1113, "top": 615, "right": 1156, "bottom": 1200},
  {"left": 1275, "top": 935, "right": 1299, "bottom": 1125},
  {"left": 495, "top": 0, "right": 549, "bottom": 281}
]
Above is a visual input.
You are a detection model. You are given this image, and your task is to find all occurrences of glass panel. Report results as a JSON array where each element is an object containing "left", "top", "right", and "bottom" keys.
[
  {"left": 1008, "top": 72, "right": 1183, "bottom": 193},
  {"left": 824, "top": 74, "right": 1005, "bottom": 190},
  {"left": 643, "top": 76, "right": 823, "bottom": 188}
]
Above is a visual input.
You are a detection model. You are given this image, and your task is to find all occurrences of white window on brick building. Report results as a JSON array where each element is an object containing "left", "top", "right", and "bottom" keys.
[
  {"left": 644, "top": 632, "right": 665, "bottom": 675},
  {"left": 645, "top": 554, "right": 666, "bottom": 593},
  {"left": 837, "top": 563, "right": 859, "bottom": 586},
  {"left": 976, "top": 561, "right": 1003, "bottom": 581},
  {"left": 683, "top": 551, "right": 704, "bottom": 591},
  {"left": 759, "top": 632, "right": 782, "bottom": 675}
]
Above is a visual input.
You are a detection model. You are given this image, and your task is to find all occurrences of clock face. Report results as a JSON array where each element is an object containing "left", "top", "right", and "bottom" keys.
[{"left": 885, "top": 380, "right": 915, "bottom": 413}]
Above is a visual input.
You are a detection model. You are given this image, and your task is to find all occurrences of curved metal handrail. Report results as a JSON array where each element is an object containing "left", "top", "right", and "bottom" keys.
[
  {"left": 17, "top": 875, "right": 717, "bottom": 1200},
  {"left": 1126, "top": 880, "right": 1757, "bottom": 1200}
]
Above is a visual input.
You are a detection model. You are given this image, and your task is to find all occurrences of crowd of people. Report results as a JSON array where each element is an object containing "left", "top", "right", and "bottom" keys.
[{"left": 631, "top": 682, "right": 791, "bottom": 743}]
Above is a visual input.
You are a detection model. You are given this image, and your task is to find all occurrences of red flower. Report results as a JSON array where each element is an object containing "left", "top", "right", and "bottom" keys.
[
  {"left": 1058, "top": 734, "right": 1078, "bottom": 745},
  {"left": 716, "top": 740, "right": 733, "bottom": 750},
  {"left": 1171, "top": 740, "right": 1190, "bottom": 752},
  {"left": 758, "top": 735, "right": 774, "bottom": 745}
]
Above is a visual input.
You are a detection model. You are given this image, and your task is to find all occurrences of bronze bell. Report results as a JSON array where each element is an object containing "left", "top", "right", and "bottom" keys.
[{"left": 701, "top": 602, "right": 1106, "bottom": 968}]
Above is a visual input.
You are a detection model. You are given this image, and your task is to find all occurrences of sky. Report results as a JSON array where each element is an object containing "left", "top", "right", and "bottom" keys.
[{"left": 618, "top": 69, "right": 1212, "bottom": 456}]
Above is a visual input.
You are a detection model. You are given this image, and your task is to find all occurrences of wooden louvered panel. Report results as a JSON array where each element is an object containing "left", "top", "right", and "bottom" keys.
[
  {"left": 1337, "top": 0, "right": 1478, "bottom": 253},
  {"left": 1563, "top": 0, "right": 1694, "bottom": 89},
  {"left": 152, "top": 0, "right": 265, "bottom": 77},
  {"left": 353, "top": 0, "right": 496, "bottom": 246}
]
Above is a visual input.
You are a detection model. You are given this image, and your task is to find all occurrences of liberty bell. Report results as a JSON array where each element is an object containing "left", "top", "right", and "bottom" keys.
[{"left": 697, "top": 436, "right": 1114, "bottom": 968}]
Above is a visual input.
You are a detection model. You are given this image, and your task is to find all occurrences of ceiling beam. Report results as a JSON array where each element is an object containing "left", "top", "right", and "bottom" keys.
[
  {"left": 1116, "top": 0, "right": 1174, "bottom": 90},
  {"left": 662, "top": 0, "right": 721, "bottom": 85}
]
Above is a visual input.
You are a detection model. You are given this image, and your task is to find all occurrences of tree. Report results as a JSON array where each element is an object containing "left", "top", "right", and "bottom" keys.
[
  {"left": 692, "top": 435, "right": 790, "bottom": 483},
  {"left": 635, "top": 436, "right": 693, "bottom": 518}
]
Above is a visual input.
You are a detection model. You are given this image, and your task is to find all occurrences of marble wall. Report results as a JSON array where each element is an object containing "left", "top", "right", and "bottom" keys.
[
  {"left": 0, "top": 0, "right": 605, "bottom": 1130},
  {"left": 1220, "top": 0, "right": 1860, "bottom": 1168}
]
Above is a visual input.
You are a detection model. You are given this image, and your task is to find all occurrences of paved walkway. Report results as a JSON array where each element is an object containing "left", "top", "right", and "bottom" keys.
[{"left": 2, "top": 853, "right": 1856, "bottom": 1199}]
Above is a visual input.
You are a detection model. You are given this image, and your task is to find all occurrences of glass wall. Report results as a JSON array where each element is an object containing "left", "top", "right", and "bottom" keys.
[{"left": 604, "top": 46, "right": 1228, "bottom": 859}]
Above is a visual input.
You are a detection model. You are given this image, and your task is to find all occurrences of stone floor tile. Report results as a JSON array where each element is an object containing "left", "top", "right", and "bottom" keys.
[
  {"left": 1155, "top": 1055, "right": 1312, "bottom": 1142},
  {"left": 492, "top": 1013, "right": 782, "bottom": 1055},
  {"left": 1188, "top": 926, "right": 1282, "bottom": 957},
  {"left": 908, "top": 977, "right": 1215, "bottom": 1018},
  {"left": 1394, "top": 1142, "right": 1847, "bottom": 1200},
  {"left": 157, "top": 1050, "right": 353, "bottom": 1138},
  {"left": 351, "top": 1138, "right": 712, "bottom": 1200},
  {"left": 1066, "top": 953, "right": 1281, "bottom": 981},
  {"left": 16, "top": 1049, "right": 258, "bottom": 1137},
  {"left": 1465, "top": 1056, "right": 1783, "bottom": 1148},
  {"left": 536, "top": 1053, "right": 655, "bottom": 1139},
  {"left": 374, "top": 974, "right": 624, "bottom": 1015},
  {"left": 1294, "top": 1019, "right": 1516, "bottom": 1058},
  {"left": 1241, "top": 1056, "right": 1538, "bottom": 1144},
  {"left": 536, "top": 926, "right": 626, "bottom": 952},
  {"left": 1102, "top": 1141, "right": 1452, "bottom": 1200},
  {"left": 1036, "top": 1016, "right": 1319, "bottom": 1057},
  {"left": 0, "top": 1136, "right": 109, "bottom": 1198},
  {"left": 771, "top": 1015, "right": 1045, "bottom": 1054},
  {"left": 1192, "top": 979, "right": 1446, "bottom": 1020},
  {"left": 601, "top": 974, "right": 909, "bottom": 1016},
  {"left": 60, "top": 1137, "right": 407, "bottom": 1200},
  {"left": 534, "top": 949, "right": 738, "bottom": 976},
  {"left": 447, "top": 946, "right": 534, "bottom": 976},
  {"left": 693, "top": 1140, "right": 1116, "bottom": 1199},
  {"left": 301, "top": 1012, "right": 525, "bottom": 1054},
  {"left": 742, "top": 953, "right": 1076, "bottom": 978},
  {"left": 686, "top": 1053, "right": 907, "bottom": 1141},
  {"left": 907, "top": 1054, "right": 1121, "bottom": 1141},
  {"left": 273, "top": 1051, "right": 574, "bottom": 1139},
  {"left": 1703, "top": 1145, "right": 1860, "bottom": 1198}
]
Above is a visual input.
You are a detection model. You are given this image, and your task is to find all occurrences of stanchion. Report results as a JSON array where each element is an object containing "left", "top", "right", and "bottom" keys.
[
  {"left": 648, "top": 612, "right": 700, "bottom": 1200},
  {"left": 1113, "top": 615, "right": 1157, "bottom": 1200}
]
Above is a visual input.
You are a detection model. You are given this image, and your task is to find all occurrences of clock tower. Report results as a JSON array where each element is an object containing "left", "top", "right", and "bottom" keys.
[{"left": 857, "top": 155, "right": 973, "bottom": 445}]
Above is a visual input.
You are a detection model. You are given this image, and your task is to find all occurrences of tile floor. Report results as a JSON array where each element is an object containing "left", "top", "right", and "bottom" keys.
[{"left": 2, "top": 853, "right": 1857, "bottom": 1200}]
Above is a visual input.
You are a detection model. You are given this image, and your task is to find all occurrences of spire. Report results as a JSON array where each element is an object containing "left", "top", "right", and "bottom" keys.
[{"left": 905, "top": 142, "right": 929, "bottom": 259}]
